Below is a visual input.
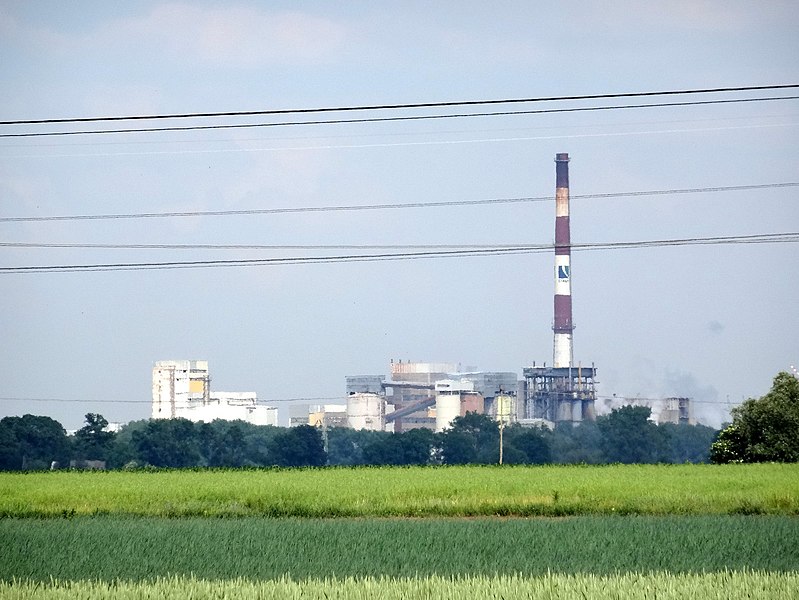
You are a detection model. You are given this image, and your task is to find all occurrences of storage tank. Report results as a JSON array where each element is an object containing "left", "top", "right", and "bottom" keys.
[
  {"left": 435, "top": 379, "right": 474, "bottom": 432},
  {"left": 494, "top": 392, "right": 516, "bottom": 425},
  {"left": 347, "top": 392, "right": 385, "bottom": 431}
]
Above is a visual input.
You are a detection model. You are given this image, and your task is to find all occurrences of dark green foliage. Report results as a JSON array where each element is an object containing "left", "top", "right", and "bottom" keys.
[
  {"left": 131, "top": 418, "right": 201, "bottom": 468},
  {"left": 503, "top": 424, "right": 552, "bottom": 464},
  {"left": 1, "top": 405, "right": 725, "bottom": 470},
  {"left": 711, "top": 372, "right": 799, "bottom": 463},
  {"left": 442, "top": 412, "right": 500, "bottom": 464},
  {"left": 659, "top": 422, "right": 718, "bottom": 463},
  {"left": 597, "top": 405, "right": 665, "bottom": 463},
  {"left": 268, "top": 425, "right": 326, "bottom": 467},
  {"left": 551, "top": 421, "right": 604, "bottom": 464},
  {"left": 328, "top": 427, "right": 439, "bottom": 466},
  {"left": 0, "top": 414, "right": 69, "bottom": 470},
  {"left": 73, "top": 413, "right": 116, "bottom": 462}
]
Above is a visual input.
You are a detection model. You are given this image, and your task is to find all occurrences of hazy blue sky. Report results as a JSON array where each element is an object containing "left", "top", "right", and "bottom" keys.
[{"left": 1, "top": 1, "right": 797, "bottom": 429}]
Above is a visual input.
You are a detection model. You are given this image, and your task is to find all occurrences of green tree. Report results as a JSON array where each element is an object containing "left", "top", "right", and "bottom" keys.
[
  {"left": 73, "top": 413, "right": 116, "bottom": 462},
  {"left": 659, "top": 422, "right": 718, "bottom": 463},
  {"left": 197, "top": 420, "right": 250, "bottom": 467},
  {"left": 550, "top": 421, "right": 604, "bottom": 464},
  {"left": 0, "top": 414, "right": 69, "bottom": 470},
  {"left": 269, "top": 425, "right": 326, "bottom": 467},
  {"left": 0, "top": 419, "right": 21, "bottom": 470},
  {"left": 711, "top": 371, "right": 799, "bottom": 463},
  {"left": 397, "top": 428, "right": 439, "bottom": 465},
  {"left": 504, "top": 424, "right": 552, "bottom": 464},
  {"left": 131, "top": 418, "right": 201, "bottom": 468},
  {"left": 327, "top": 427, "right": 369, "bottom": 465},
  {"left": 106, "top": 419, "right": 148, "bottom": 468},
  {"left": 596, "top": 405, "right": 664, "bottom": 463},
  {"left": 441, "top": 413, "right": 499, "bottom": 464}
]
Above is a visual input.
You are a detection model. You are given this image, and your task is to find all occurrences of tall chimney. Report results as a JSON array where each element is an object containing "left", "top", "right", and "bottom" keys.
[{"left": 553, "top": 153, "right": 573, "bottom": 368}]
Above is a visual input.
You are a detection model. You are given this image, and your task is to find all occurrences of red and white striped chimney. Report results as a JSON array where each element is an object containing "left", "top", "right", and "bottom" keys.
[{"left": 553, "top": 153, "right": 574, "bottom": 368}]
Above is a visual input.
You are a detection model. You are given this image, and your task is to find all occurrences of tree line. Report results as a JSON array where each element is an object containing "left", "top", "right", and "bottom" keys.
[
  {"left": 2, "top": 372, "right": 795, "bottom": 470},
  {"left": 1, "top": 406, "right": 716, "bottom": 470}
]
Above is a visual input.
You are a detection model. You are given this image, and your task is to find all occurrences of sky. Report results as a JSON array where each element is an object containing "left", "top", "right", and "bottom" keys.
[{"left": 1, "top": 1, "right": 797, "bottom": 430}]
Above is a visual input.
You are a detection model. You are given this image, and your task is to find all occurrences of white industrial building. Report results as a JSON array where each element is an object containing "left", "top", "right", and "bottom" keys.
[
  {"left": 435, "top": 379, "right": 476, "bottom": 432},
  {"left": 151, "top": 360, "right": 277, "bottom": 426}
]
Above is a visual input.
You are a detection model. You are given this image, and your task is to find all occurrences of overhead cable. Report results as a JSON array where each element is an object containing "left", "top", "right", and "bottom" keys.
[
  {"left": 2, "top": 182, "right": 795, "bottom": 224},
  {"left": 2, "top": 95, "right": 798, "bottom": 139},
  {"left": 2, "top": 84, "right": 796, "bottom": 126},
  {"left": 1, "top": 233, "right": 796, "bottom": 274}
]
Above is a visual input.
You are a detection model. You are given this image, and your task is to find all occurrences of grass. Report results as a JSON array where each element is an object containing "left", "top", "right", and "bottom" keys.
[
  {"left": 2, "top": 572, "right": 798, "bottom": 600},
  {"left": 2, "top": 515, "right": 798, "bottom": 581},
  {"left": 1, "top": 463, "right": 798, "bottom": 518}
]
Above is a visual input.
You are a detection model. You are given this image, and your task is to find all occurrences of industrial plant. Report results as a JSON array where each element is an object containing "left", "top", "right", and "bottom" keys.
[
  {"left": 151, "top": 360, "right": 277, "bottom": 426},
  {"left": 151, "top": 154, "right": 692, "bottom": 431}
]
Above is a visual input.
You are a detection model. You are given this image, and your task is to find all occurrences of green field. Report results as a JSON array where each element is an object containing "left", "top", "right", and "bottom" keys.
[
  {"left": 3, "top": 464, "right": 798, "bottom": 598},
  {"left": 2, "top": 572, "right": 797, "bottom": 600},
  {"left": 2, "top": 463, "right": 798, "bottom": 517},
  {"left": 2, "top": 515, "right": 798, "bottom": 581}
]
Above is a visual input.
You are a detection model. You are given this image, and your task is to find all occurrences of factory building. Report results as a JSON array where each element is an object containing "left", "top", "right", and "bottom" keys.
[
  {"left": 347, "top": 392, "right": 396, "bottom": 432},
  {"left": 340, "top": 363, "right": 518, "bottom": 433},
  {"left": 308, "top": 404, "right": 348, "bottom": 429},
  {"left": 382, "top": 361, "right": 456, "bottom": 431},
  {"left": 152, "top": 360, "right": 210, "bottom": 419},
  {"left": 151, "top": 360, "right": 276, "bottom": 426},
  {"left": 434, "top": 379, "right": 480, "bottom": 432}
]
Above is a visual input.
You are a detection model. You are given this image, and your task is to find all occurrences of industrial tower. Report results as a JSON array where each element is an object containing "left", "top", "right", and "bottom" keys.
[{"left": 524, "top": 154, "right": 597, "bottom": 424}]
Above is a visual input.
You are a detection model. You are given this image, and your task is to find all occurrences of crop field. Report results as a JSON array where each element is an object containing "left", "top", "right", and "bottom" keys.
[
  {"left": 2, "top": 572, "right": 798, "bottom": 600},
  {"left": 2, "top": 463, "right": 798, "bottom": 517},
  {"left": 2, "top": 464, "right": 798, "bottom": 598},
  {"left": 2, "top": 515, "right": 799, "bottom": 581}
]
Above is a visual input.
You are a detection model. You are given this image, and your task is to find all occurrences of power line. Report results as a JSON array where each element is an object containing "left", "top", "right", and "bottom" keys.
[
  {"left": 3, "top": 84, "right": 796, "bottom": 126},
  {"left": 1, "top": 242, "right": 535, "bottom": 250},
  {"left": 3, "top": 95, "right": 797, "bottom": 139},
  {"left": 2, "top": 232, "right": 797, "bottom": 252},
  {"left": 5, "top": 120, "right": 796, "bottom": 157},
  {"left": 1, "top": 233, "right": 796, "bottom": 274},
  {"left": 2, "top": 182, "right": 795, "bottom": 224}
]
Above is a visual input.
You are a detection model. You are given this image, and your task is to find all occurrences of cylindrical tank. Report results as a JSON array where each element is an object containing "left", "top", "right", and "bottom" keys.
[
  {"left": 347, "top": 392, "right": 384, "bottom": 431},
  {"left": 435, "top": 394, "right": 461, "bottom": 432},
  {"left": 494, "top": 393, "right": 516, "bottom": 424}
]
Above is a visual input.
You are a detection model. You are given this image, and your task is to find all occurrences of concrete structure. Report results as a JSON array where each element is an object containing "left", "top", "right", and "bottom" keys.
[
  {"left": 455, "top": 371, "right": 517, "bottom": 418},
  {"left": 182, "top": 392, "right": 278, "bottom": 426},
  {"left": 346, "top": 375, "right": 385, "bottom": 395},
  {"left": 434, "top": 379, "right": 475, "bottom": 432},
  {"left": 656, "top": 397, "right": 693, "bottom": 425},
  {"left": 493, "top": 391, "right": 517, "bottom": 425},
  {"left": 308, "top": 404, "right": 348, "bottom": 429},
  {"left": 152, "top": 360, "right": 210, "bottom": 419},
  {"left": 383, "top": 361, "right": 456, "bottom": 431},
  {"left": 524, "top": 154, "right": 597, "bottom": 425},
  {"left": 152, "top": 360, "right": 276, "bottom": 426},
  {"left": 347, "top": 392, "right": 386, "bottom": 431},
  {"left": 288, "top": 404, "right": 311, "bottom": 428}
]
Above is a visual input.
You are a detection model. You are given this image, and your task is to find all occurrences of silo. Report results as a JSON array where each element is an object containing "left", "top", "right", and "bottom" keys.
[
  {"left": 347, "top": 392, "right": 384, "bottom": 431},
  {"left": 494, "top": 392, "right": 516, "bottom": 425},
  {"left": 435, "top": 379, "right": 474, "bottom": 432}
]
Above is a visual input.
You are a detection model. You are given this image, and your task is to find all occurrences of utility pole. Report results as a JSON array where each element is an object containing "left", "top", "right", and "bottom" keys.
[{"left": 499, "top": 420, "right": 504, "bottom": 465}]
